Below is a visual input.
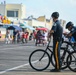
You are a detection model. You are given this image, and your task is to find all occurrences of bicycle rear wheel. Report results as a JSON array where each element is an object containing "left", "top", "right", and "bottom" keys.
[
  {"left": 51, "top": 49, "right": 70, "bottom": 69},
  {"left": 29, "top": 49, "right": 50, "bottom": 71},
  {"left": 67, "top": 51, "right": 76, "bottom": 72}
]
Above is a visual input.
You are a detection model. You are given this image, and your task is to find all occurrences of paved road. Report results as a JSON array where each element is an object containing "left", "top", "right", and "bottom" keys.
[{"left": 0, "top": 41, "right": 76, "bottom": 75}]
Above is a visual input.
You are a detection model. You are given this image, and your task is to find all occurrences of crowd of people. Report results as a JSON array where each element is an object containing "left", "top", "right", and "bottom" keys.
[
  {"left": 3, "top": 29, "right": 49, "bottom": 45},
  {"left": 4, "top": 29, "right": 29, "bottom": 44}
]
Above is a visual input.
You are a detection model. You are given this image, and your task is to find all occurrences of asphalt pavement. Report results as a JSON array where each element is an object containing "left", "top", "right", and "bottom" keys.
[{"left": 0, "top": 41, "right": 76, "bottom": 75}]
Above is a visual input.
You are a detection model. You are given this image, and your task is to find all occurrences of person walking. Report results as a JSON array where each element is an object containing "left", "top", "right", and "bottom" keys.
[
  {"left": 13, "top": 30, "right": 17, "bottom": 43},
  {"left": 5, "top": 30, "right": 11, "bottom": 44},
  {"left": 49, "top": 12, "right": 63, "bottom": 72},
  {"left": 0, "top": 31, "right": 2, "bottom": 40}
]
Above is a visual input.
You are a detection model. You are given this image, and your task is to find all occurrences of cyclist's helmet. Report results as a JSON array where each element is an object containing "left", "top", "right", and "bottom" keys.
[
  {"left": 51, "top": 12, "right": 59, "bottom": 18},
  {"left": 66, "top": 21, "right": 73, "bottom": 29}
]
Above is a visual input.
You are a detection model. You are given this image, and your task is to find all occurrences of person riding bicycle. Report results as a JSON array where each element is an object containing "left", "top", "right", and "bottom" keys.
[
  {"left": 49, "top": 12, "right": 63, "bottom": 72},
  {"left": 66, "top": 21, "right": 76, "bottom": 42},
  {"left": 65, "top": 21, "right": 76, "bottom": 48}
]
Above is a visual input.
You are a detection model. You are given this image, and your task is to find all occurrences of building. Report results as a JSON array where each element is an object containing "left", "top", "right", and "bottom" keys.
[
  {"left": 60, "top": 19, "right": 67, "bottom": 32},
  {"left": 37, "top": 15, "right": 46, "bottom": 22},
  {"left": 23, "top": 15, "right": 53, "bottom": 30},
  {"left": 37, "top": 16, "right": 53, "bottom": 29},
  {"left": 60, "top": 19, "right": 66, "bottom": 27},
  {"left": 0, "top": 1, "right": 26, "bottom": 21},
  {"left": 0, "top": 2, "right": 6, "bottom": 16}
]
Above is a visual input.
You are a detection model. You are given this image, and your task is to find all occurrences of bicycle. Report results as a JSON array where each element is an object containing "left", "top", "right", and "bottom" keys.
[
  {"left": 29, "top": 38, "right": 71, "bottom": 71},
  {"left": 67, "top": 42, "right": 76, "bottom": 72}
]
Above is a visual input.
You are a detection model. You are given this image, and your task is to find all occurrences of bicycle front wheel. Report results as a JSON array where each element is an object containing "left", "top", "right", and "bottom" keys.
[
  {"left": 29, "top": 49, "right": 50, "bottom": 71},
  {"left": 67, "top": 51, "right": 76, "bottom": 72}
]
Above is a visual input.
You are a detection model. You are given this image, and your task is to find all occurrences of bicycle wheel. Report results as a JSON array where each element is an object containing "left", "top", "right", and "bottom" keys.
[
  {"left": 51, "top": 49, "right": 70, "bottom": 69},
  {"left": 29, "top": 49, "right": 50, "bottom": 71},
  {"left": 67, "top": 51, "right": 76, "bottom": 72}
]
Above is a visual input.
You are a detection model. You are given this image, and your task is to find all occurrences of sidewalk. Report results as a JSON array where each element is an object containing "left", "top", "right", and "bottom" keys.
[{"left": 2, "top": 70, "right": 76, "bottom": 75}]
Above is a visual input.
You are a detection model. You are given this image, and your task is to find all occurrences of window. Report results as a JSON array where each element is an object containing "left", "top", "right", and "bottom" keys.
[
  {"left": 7, "top": 11, "right": 18, "bottom": 17},
  {"left": 7, "top": 11, "right": 14, "bottom": 17}
]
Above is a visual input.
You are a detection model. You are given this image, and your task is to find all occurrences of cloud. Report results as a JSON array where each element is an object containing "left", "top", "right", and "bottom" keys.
[{"left": 70, "top": 0, "right": 76, "bottom": 5}]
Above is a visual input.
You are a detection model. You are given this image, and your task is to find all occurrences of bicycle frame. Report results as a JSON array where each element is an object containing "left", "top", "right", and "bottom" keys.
[
  {"left": 39, "top": 38, "right": 53, "bottom": 61},
  {"left": 39, "top": 38, "right": 76, "bottom": 66}
]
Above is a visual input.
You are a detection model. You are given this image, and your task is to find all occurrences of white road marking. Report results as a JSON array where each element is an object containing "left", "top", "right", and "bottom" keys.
[
  {"left": 0, "top": 43, "right": 46, "bottom": 74},
  {"left": 0, "top": 63, "right": 29, "bottom": 74},
  {"left": 0, "top": 57, "right": 47, "bottom": 74}
]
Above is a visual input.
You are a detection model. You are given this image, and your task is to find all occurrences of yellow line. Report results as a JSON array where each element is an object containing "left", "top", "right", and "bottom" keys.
[{"left": 55, "top": 41, "right": 59, "bottom": 69}]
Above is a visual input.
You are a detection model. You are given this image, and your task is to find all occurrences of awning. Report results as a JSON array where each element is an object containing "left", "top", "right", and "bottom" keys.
[
  {"left": 36, "top": 28, "right": 48, "bottom": 31},
  {"left": 20, "top": 23, "right": 26, "bottom": 28},
  {"left": 7, "top": 25, "right": 22, "bottom": 31},
  {"left": 3, "top": 24, "right": 12, "bottom": 28},
  {"left": 20, "top": 23, "right": 35, "bottom": 30},
  {"left": 0, "top": 24, "right": 3, "bottom": 27}
]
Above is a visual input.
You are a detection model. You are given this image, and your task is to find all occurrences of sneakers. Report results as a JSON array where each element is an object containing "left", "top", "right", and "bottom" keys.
[{"left": 50, "top": 69, "right": 61, "bottom": 72}]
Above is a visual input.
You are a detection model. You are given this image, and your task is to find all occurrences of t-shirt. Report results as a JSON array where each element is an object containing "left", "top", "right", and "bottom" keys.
[
  {"left": 51, "top": 20, "right": 63, "bottom": 41},
  {"left": 70, "top": 26, "right": 76, "bottom": 41}
]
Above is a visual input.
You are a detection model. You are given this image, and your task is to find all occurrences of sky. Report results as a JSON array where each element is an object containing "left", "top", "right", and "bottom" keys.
[{"left": 0, "top": 0, "right": 76, "bottom": 25}]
